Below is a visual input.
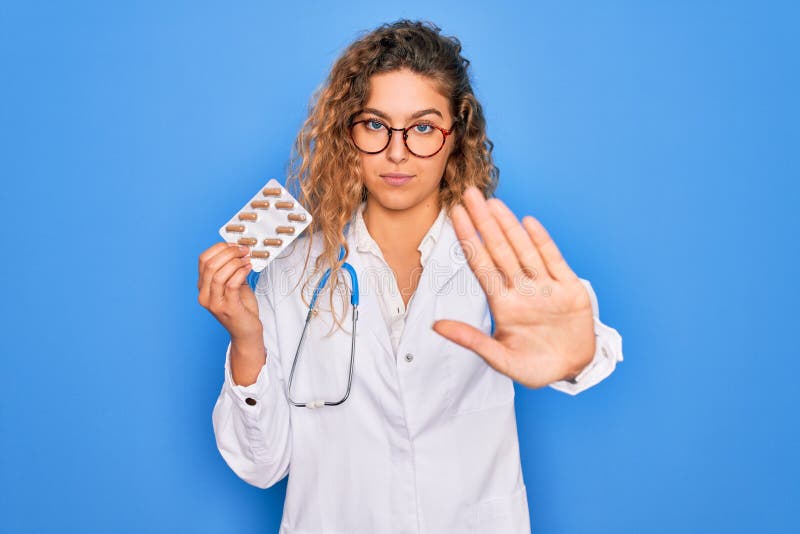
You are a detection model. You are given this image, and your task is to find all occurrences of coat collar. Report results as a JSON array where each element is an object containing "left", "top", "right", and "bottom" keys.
[
  {"left": 342, "top": 205, "right": 469, "bottom": 357},
  {"left": 352, "top": 200, "right": 447, "bottom": 267}
]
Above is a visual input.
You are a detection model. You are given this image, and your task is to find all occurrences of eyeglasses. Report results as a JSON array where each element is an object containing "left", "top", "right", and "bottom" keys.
[{"left": 349, "top": 118, "right": 457, "bottom": 158}]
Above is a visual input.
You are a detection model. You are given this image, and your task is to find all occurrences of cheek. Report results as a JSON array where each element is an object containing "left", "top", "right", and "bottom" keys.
[
  {"left": 358, "top": 154, "right": 374, "bottom": 175},
  {"left": 428, "top": 147, "right": 454, "bottom": 177},
  {"left": 426, "top": 158, "right": 447, "bottom": 178}
]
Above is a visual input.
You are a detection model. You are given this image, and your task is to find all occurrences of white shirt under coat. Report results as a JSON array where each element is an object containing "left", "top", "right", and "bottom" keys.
[{"left": 212, "top": 202, "right": 624, "bottom": 533}]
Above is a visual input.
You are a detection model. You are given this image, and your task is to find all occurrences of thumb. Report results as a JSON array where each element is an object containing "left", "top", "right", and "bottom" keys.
[{"left": 432, "top": 319, "right": 509, "bottom": 376}]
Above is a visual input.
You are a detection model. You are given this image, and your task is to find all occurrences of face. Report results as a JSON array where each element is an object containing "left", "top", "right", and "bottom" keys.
[{"left": 352, "top": 68, "right": 456, "bottom": 212}]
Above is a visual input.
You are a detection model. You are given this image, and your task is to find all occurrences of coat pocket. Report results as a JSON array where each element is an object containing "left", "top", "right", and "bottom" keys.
[{"left": 466, "top": 485, "right": 530, "bottom": 533}]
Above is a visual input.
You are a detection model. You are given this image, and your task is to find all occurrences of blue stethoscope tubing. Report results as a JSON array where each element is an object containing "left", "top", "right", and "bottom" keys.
[{"left": 285, "top": 244, "right": 359, "bottom": 408}]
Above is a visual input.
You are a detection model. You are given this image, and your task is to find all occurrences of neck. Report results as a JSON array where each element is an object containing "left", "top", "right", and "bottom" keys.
[{"left": 362, "top": 193, "right": 441, "bottom": 254}]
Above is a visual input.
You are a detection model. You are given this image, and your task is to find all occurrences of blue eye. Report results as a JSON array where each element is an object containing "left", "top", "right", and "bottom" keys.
[
  {"left": 366, "top": 120, "right": 384, "bottom": 130},
  {"left": 414, "top": 124, "right": 432, "bottom": 134}
]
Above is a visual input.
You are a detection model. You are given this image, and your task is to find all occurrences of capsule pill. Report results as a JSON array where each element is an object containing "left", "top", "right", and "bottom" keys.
[
  {"left": 238, "top": 212, "right": 258, "bottom": 221},
  {"left": 237, "top": 237, "right": 258, "bottom": 246},
  {"left": 263, "top": 238, "right": 283, "bottom": 246},
  {"left": 287, "top": 213, "right": 307, "bottom": 222},
  {"left": 276, "top": 226, "right": 296, "bottom": 235},
  {"left": 275, "top": 201, "right": 294, "bottom": 210},
  {"left": 250, "top": 200, "right": 270, "bottom": 209},
  {"left": 251, "top": 250, "right": 270, "bottom": 259},
  {"left": 225, "top": 224, "right": 246, "bottom": 233},
  {"left": 262, "top": 187, "right": 282, "bottom": 197}
]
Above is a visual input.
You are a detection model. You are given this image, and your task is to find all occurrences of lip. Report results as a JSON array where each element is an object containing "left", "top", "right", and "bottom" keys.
[{"left": 380, "top": 173, "right": 414, "bottom": 186}]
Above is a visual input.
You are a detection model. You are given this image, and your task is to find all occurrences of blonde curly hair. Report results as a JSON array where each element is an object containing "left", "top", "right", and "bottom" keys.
[{"left": 284, "top": 18, "right": 499, "bottom": 334}]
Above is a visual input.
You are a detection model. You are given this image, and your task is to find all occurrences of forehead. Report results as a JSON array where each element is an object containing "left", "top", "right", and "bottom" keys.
[{"left": 363, "top": 68, "right": 451, "bottom": 119}]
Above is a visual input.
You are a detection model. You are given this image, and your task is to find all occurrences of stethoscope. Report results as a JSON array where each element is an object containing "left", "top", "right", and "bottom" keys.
[{"left": 285, "top": 244, "right": 359, "bottom": 409}]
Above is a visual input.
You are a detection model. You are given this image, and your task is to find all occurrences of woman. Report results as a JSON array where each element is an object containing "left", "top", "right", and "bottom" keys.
[{"left": 198, "top": 19, "right": 623, "bottom": 533}]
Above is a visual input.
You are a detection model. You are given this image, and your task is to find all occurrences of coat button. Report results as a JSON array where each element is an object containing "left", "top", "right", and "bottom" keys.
[
  {"left": 405, "top": 353, "right": 414, "bottom": 362},
  {"left": 245, "top": 397, "right": 257, "bottom": 406}
]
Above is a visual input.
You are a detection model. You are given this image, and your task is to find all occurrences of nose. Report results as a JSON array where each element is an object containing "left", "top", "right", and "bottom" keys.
[{"left": 386, "top": 129, "right": 409, "bottom": 164}]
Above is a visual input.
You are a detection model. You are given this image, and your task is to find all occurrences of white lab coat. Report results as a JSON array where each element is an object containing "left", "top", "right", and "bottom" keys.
[{"left": 212, "top": 210, "right": 624, "bottom": 534}]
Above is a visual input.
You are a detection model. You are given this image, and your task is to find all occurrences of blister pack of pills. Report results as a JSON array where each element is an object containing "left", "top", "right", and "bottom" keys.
[{"left": 218, "top": 178, "right": 313, "bottom": 273}]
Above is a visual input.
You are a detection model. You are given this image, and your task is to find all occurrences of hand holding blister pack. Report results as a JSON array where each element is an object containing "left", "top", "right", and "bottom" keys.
[{"left": 218, "top": 179, "right": 313, "bottom": 281}]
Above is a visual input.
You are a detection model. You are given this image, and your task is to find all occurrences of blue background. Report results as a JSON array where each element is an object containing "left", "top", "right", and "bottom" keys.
[{"left": 2, "top": 1, "right": 797, "bottom": 532}]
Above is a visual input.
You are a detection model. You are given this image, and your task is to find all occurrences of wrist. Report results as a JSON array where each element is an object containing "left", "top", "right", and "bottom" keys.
[
  {"left": 564, "top": 337, "right": 596, "bottom": 383},
  {"left": 231, "top": 331, "right": 265, "bottom": 356},
  {"left": 230, "top": 325, "right": 263, "bottom": 346}
]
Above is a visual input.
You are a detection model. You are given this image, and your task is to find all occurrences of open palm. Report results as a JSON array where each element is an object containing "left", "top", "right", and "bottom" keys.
[{"left": 432, "top": 186, "right": 595, "bottom": 389}]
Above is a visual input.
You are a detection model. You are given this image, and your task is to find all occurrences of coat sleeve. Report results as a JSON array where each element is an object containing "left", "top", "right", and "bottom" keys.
[
  {"left": 211, "top": 262, "right": 292, "bottom": 488},
  {"left": 548, "top": 278, "right": 624, "bottom": 396}
]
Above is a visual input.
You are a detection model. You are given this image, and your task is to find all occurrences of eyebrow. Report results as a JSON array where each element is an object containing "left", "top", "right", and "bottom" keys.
[{"left": 359, "top": 107, "right": 444, "bottom": 120}]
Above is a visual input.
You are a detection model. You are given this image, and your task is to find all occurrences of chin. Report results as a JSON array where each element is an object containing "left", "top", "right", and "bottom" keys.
[{"left": 368, "top": 191, "right": 419, "bottom": 212}]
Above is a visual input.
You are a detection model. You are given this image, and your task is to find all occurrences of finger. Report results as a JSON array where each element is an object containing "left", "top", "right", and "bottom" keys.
[
  {"left": 199, "top": 244, "right": 246, "bottom": 299},
  {"left": 199, "top": 245, "right": 249, "bottom": 304},
  {"left": 432, "top": 319, "right": 511, "bottom": 377},
  {"left": 451, "top": 204, "right": 507, "bottom": 298},
  {"left": 521, "top": 215, "right": 577, "bottom": 282},
  {"left": 486, "top": 198, "right": 550, "bottom": 284},
  {"left": 209, "top": 254, "right": 252, "bottom": 304},
  {"left": 198, "top": 242, "right": 239, "bottom": 291},
  {"left": 199, "top": 242, "right": 236, "bottom": 280},
  {"left": 462, "top": 187, "right": 521, "bottom": 286},
  {"left": 224, "top": 263, "right": 255, "bottom": 306}
]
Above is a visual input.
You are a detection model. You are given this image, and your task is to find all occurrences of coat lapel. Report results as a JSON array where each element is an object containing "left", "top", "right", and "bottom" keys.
[
  {"left": 343, "top": 228, "right": 395, "bottom": 359},
  {"left": 421, "top": 214, "right": 470, "bottom": 300},
  {"left": 401, "top": 214, "right": 471, "bottom": 339}
]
